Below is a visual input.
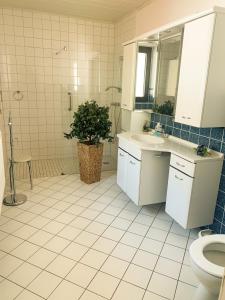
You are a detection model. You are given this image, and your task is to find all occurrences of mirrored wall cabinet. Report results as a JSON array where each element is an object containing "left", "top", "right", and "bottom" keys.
[{"left": 121, "top": 8, "right": 225, "bottom": 128}]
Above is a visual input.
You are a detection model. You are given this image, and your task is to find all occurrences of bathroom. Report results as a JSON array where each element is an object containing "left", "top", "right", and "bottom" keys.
[{"left": 0, "top": 1, "right": 225, "bottom": 300}]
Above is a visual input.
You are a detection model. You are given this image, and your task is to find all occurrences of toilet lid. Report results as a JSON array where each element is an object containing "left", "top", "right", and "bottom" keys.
[{"left": 190, "top": 234, "right": 225, "bottom": 278}]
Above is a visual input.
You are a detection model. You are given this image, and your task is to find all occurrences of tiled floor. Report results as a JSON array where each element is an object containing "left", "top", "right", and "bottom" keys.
[{"left": 0, "top": 171, "right": 200, "bottom": 300}]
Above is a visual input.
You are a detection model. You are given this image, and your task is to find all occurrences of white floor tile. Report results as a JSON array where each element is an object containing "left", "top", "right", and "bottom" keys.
[
  {"left": 28, "top": 248, "right": 57, "bottom": 268},
  {"left": 102, "top": 227, "right": 124, "bottom": 242},
  {"left": 88, "top": 271, "right": 120, "bottom": 299},
  {"left": 57, "top": 225, "right": 81, "bottom": 240},
  {"left": 70, "top": 217, "right": 91, "bottom": 229},
  {"left": 55, "top": 212, "right": 75, "bottom": 224},
  {"left": 15, "top": 289, "right": 43, "bottom": 300},
  {"left": 42, "top": 220, "right": 65, "bottom": 235},
  {"left": 0, "top": 279, "right": 23, "bottom": 300},
  {"left": 166, "top": 232, "right": 188, "bottom": 249},
  {"left": 111, "top": 243, "right": 136, "bottom": 262},
  {"left": 103, "top": 206, "right": 122, "bottom": 216},
  {"left": 112, "top": 281, "right": 144, "bottom": 300},
  {"left": 0, "top": 254, "right": 23, "bottom": 277},
  {"left": 27, "top": 270, "right": 62, "bottom": 298},
  {"left": 134, "top": 214, "right": 154, "bottom": 226},
  {"left": 48, "top": 280, "right": 84, "bottom": 300},
  {"left": 11, "top": 241, "right": 40, "bottom": 260},
  {"left": 92, "top": 237, "right": 117, "bottom": 254},
  {"left": 62, "top": 242, "right": 88, "bottom": 261},
  {"left": 155, "top": 257, "right": 181, "bottom": 279},
  {"left": 111, "top": 217, "right": 132, "bottom": 230},
  {"left": 13, "top": 224, "right": 38, "bottom": 240},
  {"left": 0, "top": 235, "right": 23, "bottom": 252},
  {"left": 152, "top": 218, "right": 172, "bottom": 231},
  {"left": 80, "top": 290, "right": 106, "bottom": 300},
  {"left": 128, "top": 222, "right": 149, "bottom": 236},
  {"left": 161, "top": 244, "right": 185, "bottom": 263},
  {"left": 28, "top": 215, "right": 50, "bottom": 229},
  {"left": 80, "top": 249, "right": 108, "bottom": 269},
  {"left": 74, "top": 231, "right": 99, "bottom": 247},
  {"left": 148, "top": 272, "right": 177, "bottom": 300},
  {"left": 123, "top": 264, "right": 152, "bottom": 289},
  {"left": 80, "top": 208, "right": 100, "bottom": 220},
  {"left": 143, "top": 291, "right": 167, "bottom": 300},
  {"left": 8, "top": 262, "right": 41, "bottom": 287},
  {"left": 66, "top": 262, "right": 97, "bottom": 287},
  {"left": 174, "top": 281, "right": 197, "bottom": 300},
  {"left": 147, "top": 227, "right": 168, "bottom": 242},
  {"left": 140, "top": 238, "right": 163, "bottom": 255},
  {"left": 132, "top": 250, "right": 158, "bottom": 270},
  {"left": 95, "top": 213, "right": 115, "bottom": 225},
  {"left": 179, "top": 265, "right": 199, "bottom": 286},
  {"left": 46, "top": 255, "right": 76, "bottom": 278},
  {"left": 44, "top": 236, "right": 70, "bottom": 253},
  {"left": 101, "top": 256, "right": 129, "bottom": 278},
  {"left": 28, "top": 230, "right": 53, "bottom": 246},
  {"left": 85, "top": 221, "right": 107, "bottom": 235},
  {"left": 120, "top": 232, "right": 143, "bottom": 248},
  {"left": 0, "top": 220, "right": 24, "bottom": 234}
]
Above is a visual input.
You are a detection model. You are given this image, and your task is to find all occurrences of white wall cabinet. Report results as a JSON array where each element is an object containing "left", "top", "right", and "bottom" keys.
[
  {"left": 166, "top": 154, "right": 222, "bottom": 229},
  {"left": 117, "top": 145, "right": 170, "bottom": 206},
  {"left": 121, "top": 42, "right": 137, "bottom": 110},
  {"left": 175, "top": 13, "right": 225, "bottom": 127}
]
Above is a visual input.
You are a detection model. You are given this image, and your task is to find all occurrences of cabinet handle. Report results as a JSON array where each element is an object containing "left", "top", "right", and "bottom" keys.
[
  {"left": 129, "top": 160, "right": 135, "bottom": 165},
  {"left": 119, "top": 153, "right": 124, "bottom": 157},
  {"left": 176, "top": 162, "right": 185, "bottom": 168},
  {"left": 175, "top": 174, "right": 183, "bottom": 181},
  {"left": 182, "top": 116, "right": 191, "bottom": 120}
]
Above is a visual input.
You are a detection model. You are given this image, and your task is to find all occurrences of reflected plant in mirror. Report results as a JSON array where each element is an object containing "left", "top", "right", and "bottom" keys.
[{"left": 152, "top": 100, "right": 174, "bottom": 116}]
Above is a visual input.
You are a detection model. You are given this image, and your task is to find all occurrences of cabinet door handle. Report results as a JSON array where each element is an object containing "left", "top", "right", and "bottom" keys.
[
  {"left": 182, "top": 116, "right": 191, "bottom": 120},
  {"left": 129, "top": 160, "right": 135, "bottom": 165},
  {"left": 119, "top": 153, "right": 124, "bottom": 157},
  {"left": 176, "top": 162, "right": 185, "bottom": 168},
  {"left": 175, "top": 174, "right": 183, "bottom": 181}
]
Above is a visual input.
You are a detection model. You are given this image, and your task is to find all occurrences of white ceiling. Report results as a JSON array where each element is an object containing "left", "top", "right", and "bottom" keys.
[{"left": 0, "top": 0, "right": 152, "bottom": 22}]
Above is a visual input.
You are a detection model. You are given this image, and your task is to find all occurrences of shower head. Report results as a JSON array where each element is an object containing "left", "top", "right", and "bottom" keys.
[
  {"left": 105, "top": 86, "right": 122, "bottom": 93},
  {"left": 55, "top": 46, "right": 67, "bottom": 55}
]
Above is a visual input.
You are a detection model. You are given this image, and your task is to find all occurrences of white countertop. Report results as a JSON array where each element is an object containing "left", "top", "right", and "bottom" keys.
[{"left": 117, "top": 131, "right": 224, "bottom": 163}]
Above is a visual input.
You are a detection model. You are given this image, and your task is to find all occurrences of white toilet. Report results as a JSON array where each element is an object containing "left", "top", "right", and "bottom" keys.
[{"left": 190, "top": 234, "right": 225, "bottom": 300}]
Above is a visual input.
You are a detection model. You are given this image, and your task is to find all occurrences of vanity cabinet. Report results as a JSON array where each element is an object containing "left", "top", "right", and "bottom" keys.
[
  {"left": 175, "top": 13, "right": 225, "bottom": 127},
  {"left": 166, "top": 154, "right": 223, "bottom": 229},
  {"left": 117, "top": 144, "right": 170, "bottom": 206}
]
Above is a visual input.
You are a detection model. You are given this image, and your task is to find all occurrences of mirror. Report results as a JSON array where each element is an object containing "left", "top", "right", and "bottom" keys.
[
  {"left": 155, "top": 32, "right": 183, "bottom": 116},
  {"left": 135, "top": 41, "right": 158, "bottom": 110}
]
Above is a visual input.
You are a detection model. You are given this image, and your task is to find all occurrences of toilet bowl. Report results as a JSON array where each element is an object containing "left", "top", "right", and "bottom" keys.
[{"left": 190, "top": 234, "right": 225, "bottom": 300}]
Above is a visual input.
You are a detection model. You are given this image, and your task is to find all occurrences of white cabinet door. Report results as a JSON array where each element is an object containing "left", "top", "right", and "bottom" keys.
[
  {"left": 126, "top": 155, "right": 141, "bottom": 205},
  {"left": 121, "top": 42, "right": 137, "bottom": 111},
  {"left": 175, "top": 14, "right": 215, "bottom": 127},
  {"left": 165, "top": 167, "right": 193, "bottom": 228},
  {"left": 117, "top": 148, "right": 127, "bottom": 192}
]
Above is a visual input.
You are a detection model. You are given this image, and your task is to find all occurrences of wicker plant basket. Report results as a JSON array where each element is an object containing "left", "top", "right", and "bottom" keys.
[{"left": 77, "top": 142, "right": 103, "bottom": 184}]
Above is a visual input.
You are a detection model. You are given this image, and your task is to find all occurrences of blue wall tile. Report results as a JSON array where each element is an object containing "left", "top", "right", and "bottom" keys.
[{"left": 150, "top": 112, "right": 225, "bottom": 234}]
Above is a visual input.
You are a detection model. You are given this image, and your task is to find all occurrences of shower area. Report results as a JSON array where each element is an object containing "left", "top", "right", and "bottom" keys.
[{"left": 0, "top": 9, "right": 122, "bottom": 181}]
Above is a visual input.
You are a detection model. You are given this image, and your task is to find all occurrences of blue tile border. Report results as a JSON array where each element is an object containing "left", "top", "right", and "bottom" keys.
[{"left": 150, "top": 112, "right": 225, "bottom": 233}]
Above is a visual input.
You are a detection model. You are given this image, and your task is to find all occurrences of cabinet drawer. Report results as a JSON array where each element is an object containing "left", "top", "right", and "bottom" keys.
[{"left": 170, "top": 154, "right": 195, "bottom": 177}]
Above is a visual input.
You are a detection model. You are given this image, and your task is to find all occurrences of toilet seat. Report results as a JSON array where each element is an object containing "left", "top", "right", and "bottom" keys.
[{"left": 190, "top": 234, "right": 225, "bottom": 278}]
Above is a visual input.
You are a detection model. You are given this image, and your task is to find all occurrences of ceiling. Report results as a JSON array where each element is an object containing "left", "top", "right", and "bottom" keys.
[{"left": 0, "top": 0, "right": 152, "bottom": 22}]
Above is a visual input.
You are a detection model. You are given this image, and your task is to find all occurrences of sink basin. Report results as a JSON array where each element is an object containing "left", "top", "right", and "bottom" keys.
[{"left": 131, "top": 134, "right": 165, "bottom": 145}]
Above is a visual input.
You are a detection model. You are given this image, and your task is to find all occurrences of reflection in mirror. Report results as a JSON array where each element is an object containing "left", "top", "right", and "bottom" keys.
[
  {"left": 135, "top": 42, "right": 158, "bottom": 110},
  {"left": 155, "top": 33, "right": 182, "bottom": 116}
]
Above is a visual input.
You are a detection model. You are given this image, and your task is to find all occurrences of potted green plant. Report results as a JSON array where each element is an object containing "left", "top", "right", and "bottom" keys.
[{"left": 64, "top": 100, "right": 112, "bottom": 184}]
